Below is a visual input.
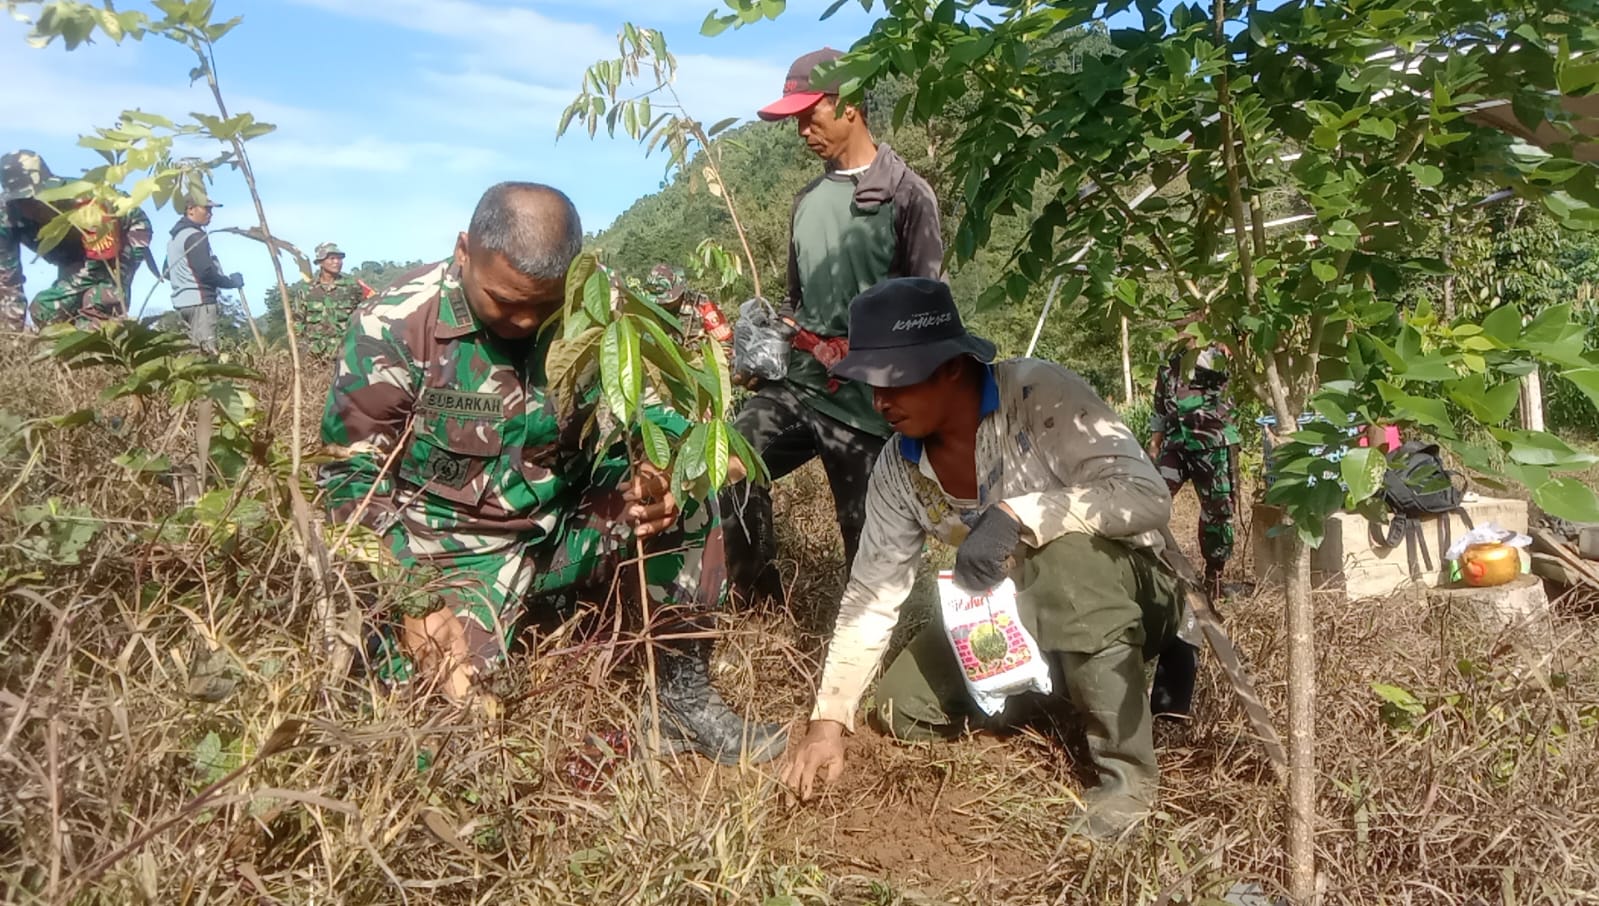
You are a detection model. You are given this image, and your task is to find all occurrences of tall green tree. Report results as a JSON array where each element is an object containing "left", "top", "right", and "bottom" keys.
[{"left": 706, "top": 0, "right": 1599, "bottom": 899}]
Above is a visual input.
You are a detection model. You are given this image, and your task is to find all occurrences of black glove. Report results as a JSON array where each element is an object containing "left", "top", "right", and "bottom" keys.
[
  {"left": 952, "top": 505, "right": 1023, "bottom": 593},
  {"left": 228, "top": 272, "right": 244, "bottom": 288}
]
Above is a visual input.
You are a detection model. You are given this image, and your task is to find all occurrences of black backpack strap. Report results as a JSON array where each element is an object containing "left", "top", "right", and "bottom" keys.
[
  {"left": 1404, "top": 519, "right": 1430, "bottom": 579},
  {"left": 1442, "top": 506, "right": 1472, "bottom": 580},
  {"left": 1371, "top": 513, "right": 1407, "bottom": 550}
]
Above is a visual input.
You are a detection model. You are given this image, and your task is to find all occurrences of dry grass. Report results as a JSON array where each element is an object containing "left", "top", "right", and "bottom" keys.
[{"left": 2, "top": 336, "right": 1597, "bottom": 905}]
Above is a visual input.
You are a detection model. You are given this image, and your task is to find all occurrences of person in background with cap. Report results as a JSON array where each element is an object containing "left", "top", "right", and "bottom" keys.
[
  {"left": 781, "top": 277, "right": 1196, "bottom": 839},
  {"left": 1, "top": 149, "right": 156, "bottom": 331},
  {"left": 720, "top": 47, "right": 945, "bottom": 606},
  {"left": 166, "top": 190, "right": 242, "bottom": 354},
  {"left": 289, "top": 241, "right": 374, "bottom": 361}
]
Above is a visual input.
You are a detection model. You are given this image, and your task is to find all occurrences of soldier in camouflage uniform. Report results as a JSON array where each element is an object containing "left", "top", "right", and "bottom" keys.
[
  {"left": 290, "top": 241, "right": 372, "bottom": 359},
  {"left": 1148, "top": 340, "right": 1241, "bottom": 600},
  {"left": 320, "top": 182, "right": 784, "bottom": 764},
  {"left": 639, "top": 263, "right": 713, "bottom": 345},
  {"left": 1, "top": 150, "right": 155, "bottom": 331}
]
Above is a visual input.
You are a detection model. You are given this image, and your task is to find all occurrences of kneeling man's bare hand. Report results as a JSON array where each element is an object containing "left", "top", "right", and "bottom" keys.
[{"left": 781, "top": 719, "right": 846, "bottom": 801}]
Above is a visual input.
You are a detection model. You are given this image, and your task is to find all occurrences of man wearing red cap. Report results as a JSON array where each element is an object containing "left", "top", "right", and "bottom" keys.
[{"left": 724, "top": 48, "right": 944, "bottom": 605}]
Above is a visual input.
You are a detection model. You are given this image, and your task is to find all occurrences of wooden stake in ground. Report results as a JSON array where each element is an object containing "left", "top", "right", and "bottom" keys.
[
  {"left": 1120, "top": 315, "right": 1134, "bottom": 405},
  {"left": 1521, "top": 366, "right": 1545, "bottom": 432},
  {"left": 1284, "top": 536, "right": 1316, "bottom": 901}
]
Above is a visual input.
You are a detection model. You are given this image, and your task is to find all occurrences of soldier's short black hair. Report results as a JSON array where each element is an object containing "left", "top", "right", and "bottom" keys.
[{"left": 468, "top": 182, "right": 583, "bottom": 280}]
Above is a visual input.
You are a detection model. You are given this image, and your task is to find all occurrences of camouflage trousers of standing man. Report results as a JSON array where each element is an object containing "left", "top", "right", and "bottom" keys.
[
  {"left": 1156, "top": 441, "right": 1237, "bottom": 582},
  {"left": 363, "top": 458, "right": 725, "bottom": 685}
]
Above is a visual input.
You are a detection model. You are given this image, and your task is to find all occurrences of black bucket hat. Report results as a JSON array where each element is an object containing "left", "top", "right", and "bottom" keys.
[{"left": 830, "top": 277, "right": 996, "bottom": 388}]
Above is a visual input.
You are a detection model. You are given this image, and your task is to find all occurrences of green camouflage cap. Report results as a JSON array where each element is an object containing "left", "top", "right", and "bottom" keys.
[
  {"left": 182, "top": 188, "right": 221, "bottom": 209},
  {"left": 1, "top": 150, "right": 57, "bottom": 203},
  {"left": 314, "top": 242, "right": 345, "bottom": 262}
]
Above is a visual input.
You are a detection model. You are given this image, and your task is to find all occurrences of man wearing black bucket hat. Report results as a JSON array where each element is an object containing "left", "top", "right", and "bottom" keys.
[{"left": 781, "top": 277, "right": 1195, "bottom": 839}]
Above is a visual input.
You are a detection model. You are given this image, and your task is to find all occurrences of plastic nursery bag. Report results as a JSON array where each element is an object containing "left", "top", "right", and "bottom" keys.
[
  {"left": 1443, "top": 521, "right": 1532, "bottom": 562},
  {"left": 733, "top": 297, "right": 791, "bottom": 381},
  {"left": 937, "top": 572, "right": 1053, "bottom": 716}
]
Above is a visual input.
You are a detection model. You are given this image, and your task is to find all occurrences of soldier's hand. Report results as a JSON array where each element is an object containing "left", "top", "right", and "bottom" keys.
[
  {"left": 780, "top": 720, "right": 847, "bottom": 801},
  {"left": 623, "top": 463, "right": 679, "bottom": 539}
]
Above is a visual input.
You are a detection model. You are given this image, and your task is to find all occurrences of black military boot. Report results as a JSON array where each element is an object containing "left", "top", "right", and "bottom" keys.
[
  {"left": 716, "top": 485, "right": 786, "bottom": 606},
  {"left": 652, "top": 640, "right": 787, "bottom": 765},
  {"left": 1148, "top": 635, "right": 1198, "bottom": 721},
  {"left": 1204, "top": 564, "right": 1225, "bottom": 604}
]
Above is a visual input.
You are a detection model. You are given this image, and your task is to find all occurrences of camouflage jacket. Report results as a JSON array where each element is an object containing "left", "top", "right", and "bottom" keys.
[
  {"left": 2, "top": 201, "right": 153, "bottom": 329},
  {"left": 318, "top": 259, "right": 686, "bottom": 563},
  {"left": 1150, "top": 345, "right": 1240, "bottom": 450},
  {"left": 290, "top": 275, "right": 369, "bottom": 359}
]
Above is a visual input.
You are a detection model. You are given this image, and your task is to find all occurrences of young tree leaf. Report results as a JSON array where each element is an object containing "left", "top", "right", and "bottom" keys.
[
  {"left": 703, "top": 336, "right": 732, "bottom": 420},
  {"left": 546, "top": 326, "right": 604, "bottom": 419},
  {"left": 639, "top": 417, "right": 671, "bottom": 470},
  {"left": 1558, "top": 368, "right": 1599, "bottom": 415},
  {"left": 1480, "top": 303, "right": 1521, "bottom": 345},
  {"left": 583, "top": 268, "right": 612, "bottom": 323},
  {"left": 726, "top": 427, "right": 769, "bottom": 485},
  {"left": 705, "top": 420, "right": 731, "bottom": 489},
  {"left": 1533, "top": 477, "right": 1599, "bottom": 523},
  {"left": 565, "top": 252, "right": 599, "bottom": 312},
  {"left": 600, "top": 322, "right": 632, "bottom": 422},
  {"left": 1339, "top": 446, "right": 1385, "bottom": 508},
  {"left": 673, "top": 422, "right": 711, "bottom": 496},
  {"left": 616, "top": 318, "right": 642, "bottom": 414}
]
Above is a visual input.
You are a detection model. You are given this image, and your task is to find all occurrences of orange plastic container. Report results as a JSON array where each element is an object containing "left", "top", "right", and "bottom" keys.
[{"left": 1460, "top": 542, "right": 1519, "bottom": 587}]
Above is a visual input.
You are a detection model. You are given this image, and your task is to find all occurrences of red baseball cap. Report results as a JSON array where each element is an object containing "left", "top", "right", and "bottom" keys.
[{"left": 757, "top": 48, "right": 845, "bottom": 121}]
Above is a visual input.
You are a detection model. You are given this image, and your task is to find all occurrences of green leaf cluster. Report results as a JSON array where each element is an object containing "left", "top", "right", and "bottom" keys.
[
  {"left": 546, "top": 253, "right": 768, "bottom": 503},
  {"left": 712, "top": 0, "right": 1599, "bottom": 543}
]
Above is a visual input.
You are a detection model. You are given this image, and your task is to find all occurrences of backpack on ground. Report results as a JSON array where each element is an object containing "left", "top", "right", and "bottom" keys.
[{"left": 1367, "top": 441, "right": 1473, "bottom": 579}]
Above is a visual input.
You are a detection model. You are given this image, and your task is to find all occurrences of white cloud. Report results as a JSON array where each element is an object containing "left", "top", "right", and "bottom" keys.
[
  {"left": 283, "top": 0, "right": 787, "bottom": 130},
  {"left": 247, "top": 135, "right": 509, "bottom": 175},
  {"left": 283, "top": 0, "right": 614, "bottom": 82}
]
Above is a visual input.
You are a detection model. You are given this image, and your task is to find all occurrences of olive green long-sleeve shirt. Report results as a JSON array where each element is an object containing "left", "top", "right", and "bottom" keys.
[{"left": 783, "top": 145, "right": 942, "bottom": 436}]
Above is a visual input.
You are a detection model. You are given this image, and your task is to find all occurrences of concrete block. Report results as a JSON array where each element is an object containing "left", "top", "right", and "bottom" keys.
[
  {"left": 1253, "top": 496, "right": 1531, "bottom": 600},
  {"left": 1425, "top": 574, "right": 1551, "bottom": 638},
  {"left": 1580, "top": 525, "right": 1599, "bottom": 561}
]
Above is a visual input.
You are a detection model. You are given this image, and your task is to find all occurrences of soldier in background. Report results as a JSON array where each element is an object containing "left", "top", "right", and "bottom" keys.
[
  {"left": 639, "top": 263, "right": 725, "bottom": 348},
  {"left": 290, "top": 241, "right": 373, "bottom": 360},
  {"left": 1, "top": 149, "right": 156, "bottom": 331},
  {"left": 1148, "top": 338, "right": 1241, "bottom": 601}
]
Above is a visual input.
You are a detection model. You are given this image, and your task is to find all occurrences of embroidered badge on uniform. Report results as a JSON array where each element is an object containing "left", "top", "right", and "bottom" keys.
[
  {"left": 427, "top": 452, "right": 472, "bottom": 488},
  {"left": 419, "top": 388, "right": 503, "bottom": 417}
]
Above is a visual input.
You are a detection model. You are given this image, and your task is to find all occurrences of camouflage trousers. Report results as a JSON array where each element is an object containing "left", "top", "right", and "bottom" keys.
[
  {"left": 28, "top": 269, "right": 126, "bottom": 329},
  {"left": 373, "top": 471, "right": 725, "bottom": 682},
  {"left": 0, "top": 294, "right": 24, "bottom": 332},
  {"left": 1157, "top": 441, "right": 1237, "bottom": 573}
]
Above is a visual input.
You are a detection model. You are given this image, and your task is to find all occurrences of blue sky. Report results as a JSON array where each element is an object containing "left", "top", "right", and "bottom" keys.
[{"left": 3, "top": 0, "right": 882, "bottom": 315}]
